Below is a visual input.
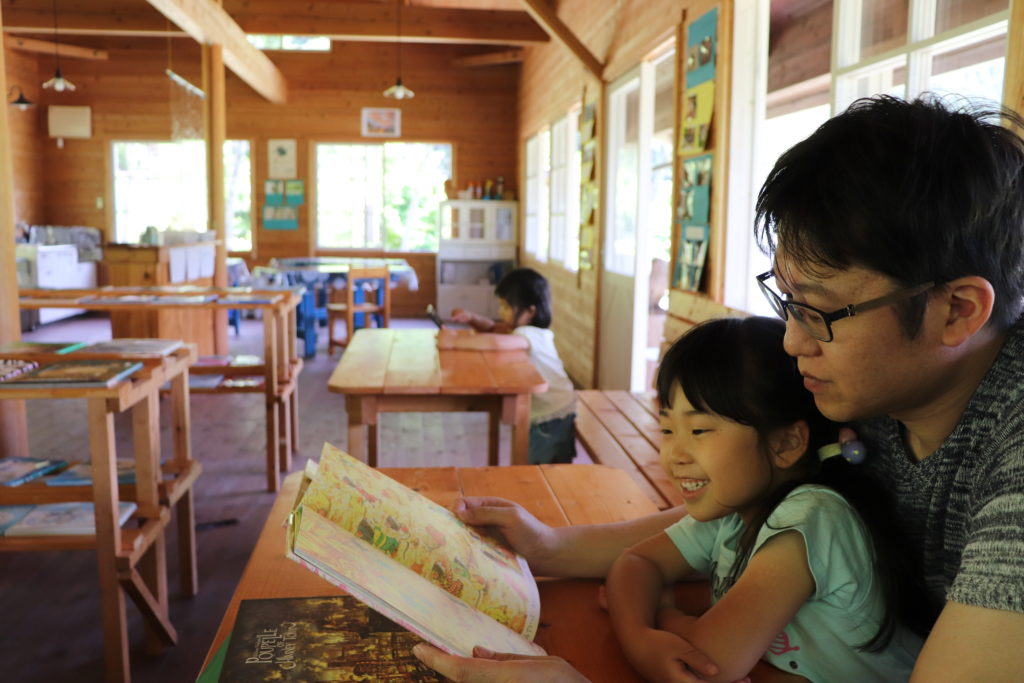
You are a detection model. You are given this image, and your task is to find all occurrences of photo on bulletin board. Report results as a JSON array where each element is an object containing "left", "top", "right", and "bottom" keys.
[
  {"left": 284, "top": 179, "right": 306, "bottom": 206},
  {"left": 361, "top": 107, "right": 401, "bottom": 138},
  {"left": 678, "top": 154, "right": 712, "bottom": 224},
  {"left": 265, "top": 179, "right": 285, "bottom": 206},
  {"left": 263, "top": 205, "right": 298, "bottom": 230},
  {"left": 679, "top": 80, "right": 715, "bottom": 155},
  {"left": 685, "top": 7, "right": 718, "bottom": 89},
  {"left": 674, "top": 223, "right": 710, "bottom": 292}
]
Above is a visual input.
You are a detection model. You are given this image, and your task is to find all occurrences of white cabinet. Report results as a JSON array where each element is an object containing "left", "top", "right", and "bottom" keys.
[
  {"left": 16, "top": 244, "right": 98, "bottom": 326},
  {"left": 436, "top": 200, "right": 517, "bottom": 319}
]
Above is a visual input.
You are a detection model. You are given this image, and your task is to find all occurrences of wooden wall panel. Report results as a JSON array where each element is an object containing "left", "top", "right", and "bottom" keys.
[{"left": 5, "top": 45, "right": 44, "bottom": 227}]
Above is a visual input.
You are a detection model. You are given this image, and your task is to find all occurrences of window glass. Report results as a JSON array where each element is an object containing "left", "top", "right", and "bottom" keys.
[
  {"left": 224, "top": 140, "right": 252, "bottom": 251},
  {"left": 860, "top": 0, "right": 909, "bottom": 60},
  {"left": 935, "top": 0, "right": 1008, "bottom": 34},
  {"left": 524, "top": 135, "right": 539, "bottom": 255},
  {"left": 315, "top": 142, "right": 451, "bottom": 250},
  {"left": 536, "top": 129, "right": 551, "bottom": 262},
  {"left": 928, "top": 31, "right": 1006, "bottom": 105},
  {"left": 607, "top": 78, "right": 640, "bottom": 275}
]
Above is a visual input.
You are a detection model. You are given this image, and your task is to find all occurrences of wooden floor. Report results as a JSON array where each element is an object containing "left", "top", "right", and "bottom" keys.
[{"left": 3, "top": 312, "right": 589, "bottom": 683}]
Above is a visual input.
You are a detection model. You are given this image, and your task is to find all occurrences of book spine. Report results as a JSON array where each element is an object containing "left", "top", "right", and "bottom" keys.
[{"left": 2, "top": 461, "right": 65, "bottom": 487}]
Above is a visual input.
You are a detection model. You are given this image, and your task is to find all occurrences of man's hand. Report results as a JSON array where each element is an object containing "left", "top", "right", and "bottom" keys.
[
  {"left": 450, "top": 308, "right": 474, "bottom": 324},
  {"left": 413, "top": 644, "right": 591, "bottom": 683},
  {"left": 452, "top": 497, "right": 558, "bottom": 569}
]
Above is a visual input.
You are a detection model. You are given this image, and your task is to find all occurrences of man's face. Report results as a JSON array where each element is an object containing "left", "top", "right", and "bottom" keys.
[{"left": 772, "top": 248, "right": 946, "bottom": 424}]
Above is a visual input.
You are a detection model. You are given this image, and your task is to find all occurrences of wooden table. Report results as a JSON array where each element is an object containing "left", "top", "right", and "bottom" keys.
[
  {"left": 19, "top": 287, "right": 304, "bottom": 492},
  {"left": 0, "top": 346, "right": 201, "bottom": 683},
  {"left": 200, "top": 465, "right": 797, "bottom": 683},
  {"left": 328, "top": 328, "right": 547, "bottom": 466}
]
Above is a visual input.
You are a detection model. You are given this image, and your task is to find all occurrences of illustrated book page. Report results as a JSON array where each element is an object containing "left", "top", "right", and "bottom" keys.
[
  {"left": 286, "top": 443, "right": 544, "bottom": 657},
  {"left": 0, "top": 360, "right": 143, "bottom": 388}
]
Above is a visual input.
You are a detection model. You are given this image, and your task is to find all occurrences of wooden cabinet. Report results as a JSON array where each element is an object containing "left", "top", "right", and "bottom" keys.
[
  {"left": 103, "top": 244, "right": 219, "bottom": 355},
  {"left": 436, "top": 200, "right": 517, "bottom": 319}
]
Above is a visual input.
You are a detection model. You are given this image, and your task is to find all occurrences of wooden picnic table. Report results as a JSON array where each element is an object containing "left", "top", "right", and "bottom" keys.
[{"left": 328, "top": 328, "right": 547, "bottom": 466}]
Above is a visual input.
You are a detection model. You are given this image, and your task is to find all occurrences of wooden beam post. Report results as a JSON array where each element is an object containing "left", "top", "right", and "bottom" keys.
[
  {"left": 4, "top": 35, "right": 109, "bottom": 60},
  {"left": 0, "top": 8, "right": 32, "bottom": 461},
  {"left": 204, "top": 40, "right": 229, "bottom": 355},
  {"left": 517, "top": 0, "right": 604, "bottom": 80},
  {"left": 145, "top": 0, "right": 288, "bottom": 104}
]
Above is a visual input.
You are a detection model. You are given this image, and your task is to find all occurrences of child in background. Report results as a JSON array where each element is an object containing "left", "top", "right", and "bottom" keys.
[
  {"left": 606, "top": 317, "right": 933, "bottom": 683},
  {"left": 439, "top": 268, "right": 576, "bottom": 465}
]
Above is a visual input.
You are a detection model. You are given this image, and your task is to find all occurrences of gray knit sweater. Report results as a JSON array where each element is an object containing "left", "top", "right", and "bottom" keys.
[{"left": 858, "top": 319, "right": 1024, "bottom": 614}]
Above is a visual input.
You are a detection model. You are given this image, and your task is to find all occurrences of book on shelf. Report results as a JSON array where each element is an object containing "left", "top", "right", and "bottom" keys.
[
  {"left": 80, "top": 294, "right": 157, "bottom": 304},
  {"left": 154, "top": 294, "right": 218, "bottom": 304},
  {"left": 0, "top": 341, "right": 87, "bottom": 355},
  {"left": 0, "top": 359, "right": 38, "bottom": 381},
  {"left": 221, "top": 377, "right": 264, "bottom": 389},
  {"left": 72, "top": 338, "right": 183, "bottom": 358},
  {"left": 286, "top": 443, "right": 544, "bottom": 658},
  {"left": 44, "top": 459, "right": 157, "bottom": 487},
  {"left": 194, "top": 355, "right": 232, "bottom": 367},
  {"left": 0, "top": 501, "right": 136, "bottom": 536},
  {"left": 0, "top": 360, "right": 144, "bottom": 389},
  {"left": 214, "top": 595, "right": 446, "bottom": 682},
  {"left": 218, "top": 294, "right": 276, "bottom": 304},
  {"left": 0, "top": 457, "right": 69, "bottom": 487},
  {"left": 188, "top": 374, "right": 224, "bottom": 389}
]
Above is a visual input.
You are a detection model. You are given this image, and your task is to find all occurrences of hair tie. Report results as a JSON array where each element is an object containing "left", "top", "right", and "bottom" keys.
[{"left": 817, "top": 440, "right": 866, "bottom": 465}]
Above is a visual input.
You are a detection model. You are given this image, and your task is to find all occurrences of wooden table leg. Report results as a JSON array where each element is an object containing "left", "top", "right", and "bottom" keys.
[
  {"left": 170, "top": 371, "right": 197, "bottom": 596},
  {"left": 278, "top": 397, "right": 292, "bottom": 473},
  {"left": 87, "top": 399, "right": 131, "bottom": 683},
  {"left": 503, "top": 393, "right": 532, "bottom": 466},
  {"left": 346, "top": 395, "right": 380, "bottom": 466},
  {"left": 289, "top": 383, "right": 300, "bottom": 453},
  {"left": 265, "top": 400, "right": 281, "bottom": 492},
  {"left": 132, "top": 390, "right": 170, "bottom": 655},
  {"left": 487, "top": 407, "right": 501, "bottom": 466}
]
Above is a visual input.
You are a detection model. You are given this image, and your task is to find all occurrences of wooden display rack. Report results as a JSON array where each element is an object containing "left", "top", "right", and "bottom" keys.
[
  {"left": 18, "top": 287, "right": 304, "bottom": 492},
  {"left": 0, "top": 346, "right": 199, "bottom": 683}
]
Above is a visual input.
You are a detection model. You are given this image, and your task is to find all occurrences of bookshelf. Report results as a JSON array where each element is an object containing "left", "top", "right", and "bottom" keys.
[
  {"left": 437, "top": 200, "right": 517, "bottom": 319},
  {"left": 0, "top": 347, "right": 198, "bottom": 683}
]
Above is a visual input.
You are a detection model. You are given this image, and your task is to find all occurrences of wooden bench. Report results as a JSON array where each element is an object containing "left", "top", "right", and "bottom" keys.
[{"left": 575, "top": 390, "right": 684, "bottom": 510}]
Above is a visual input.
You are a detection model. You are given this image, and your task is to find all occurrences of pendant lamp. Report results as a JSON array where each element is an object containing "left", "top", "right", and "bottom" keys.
[
  {"left": 7, "top": 86, "right": 35, "bottom": 111},
  {"left": 383, "top": 0, "right": 414, "bottom": 99},
  {"left": 41, "top": 0, "right": 75, "bottom": 92}
]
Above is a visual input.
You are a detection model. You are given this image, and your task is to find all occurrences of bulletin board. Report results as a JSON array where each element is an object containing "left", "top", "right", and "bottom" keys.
[
  {"left": 578, "top": 92, "right": 599, "bottom": 273},
  {"left": 671, "top": 7, "right": 719, "bottom": 293}
]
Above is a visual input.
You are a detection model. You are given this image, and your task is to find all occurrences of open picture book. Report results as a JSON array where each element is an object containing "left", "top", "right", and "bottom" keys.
[{"left": 286, "top": 443, "right": 544, "bottom": 658}]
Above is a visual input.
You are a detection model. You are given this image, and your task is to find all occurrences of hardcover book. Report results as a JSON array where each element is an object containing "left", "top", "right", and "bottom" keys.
[
  {"left": 216, "top": 595, "right": 446, "bottom": 682},
  {"left": 0, "top": 501, "right": 136, "bottom": 536},
  {"left": 0, "top": 457, "right": 68, "bottom": 487},
  {"left": 44, "top": 459, "right": 144, "bottom": 487},
  {"left": 286, "top": 443, "right": 544, "bottom": 658},
  {"left": 0, "top": 360, "right": 38, "bottom": 381},
  {"left": 0, "top": 360, "right": 144, "bottom": 389},
  {"left": 73, "top": 338, "right": 183, "bottom": 358},
  {"left": 0, "top": 341, "right": 87, "bottom": 355}
]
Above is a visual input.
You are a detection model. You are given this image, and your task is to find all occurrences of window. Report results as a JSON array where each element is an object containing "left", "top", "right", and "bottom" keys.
[
  {"left": 547, "top": 109, "right": 582, "bottom": 270},
  {"left": 247, "top": 35, "right": 331, "bottom": 51},
  {"left": 112, "top": 140, "right": 252, "bottom": 248},
  {"left": 606, "top": 77, "right": 640, "bottom": 276},
  {"left": 524, "top": 134, "right": 539, "bottom": 255},
  {"left": 315, "top": 142, "right": 451, "bottom": 251}
]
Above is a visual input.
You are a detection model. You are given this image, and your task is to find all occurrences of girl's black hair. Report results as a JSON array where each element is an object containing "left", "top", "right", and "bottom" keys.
[
  {"left": 494, "top": 268, "right": 552, "bottom": 328},
  {"left": 657, "top": 317, "right": 938, "bottom": 650}
]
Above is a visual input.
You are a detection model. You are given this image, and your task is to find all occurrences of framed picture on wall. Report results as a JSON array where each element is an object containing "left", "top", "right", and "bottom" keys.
[{"left": 361, "top": 108, "right": 401, "bottom": 137}]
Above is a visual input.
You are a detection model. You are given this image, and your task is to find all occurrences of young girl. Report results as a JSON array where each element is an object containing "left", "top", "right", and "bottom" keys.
[
  {"left": 606, "top": 317, "right": 935, "bottom": 683},
  {"left": 439, "top": 268, "right": 576, "bottom": 465}
]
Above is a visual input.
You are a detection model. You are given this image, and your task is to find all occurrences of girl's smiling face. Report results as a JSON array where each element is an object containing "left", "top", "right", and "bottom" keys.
[{"left": 659, "top": 383, "right": 776, "bottom": 524}]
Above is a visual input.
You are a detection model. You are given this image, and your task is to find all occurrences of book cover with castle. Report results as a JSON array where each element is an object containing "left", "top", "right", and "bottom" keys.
[
  {"left": 286, "top": 443, "right": 544, "bottom": 658},
  {"left": 216, "top": 595, "right": 445, "bottom": 682}
]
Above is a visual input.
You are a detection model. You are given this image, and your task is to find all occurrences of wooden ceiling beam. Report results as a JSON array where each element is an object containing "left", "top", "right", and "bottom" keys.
[
  {"left": 144, "top": 0, "right": 287, "bottom": 104},
  {"left": 5, "top": 35, "right": 109, "bottom": 60},
  {"left": 1, "top": 3, "right": 550, "bottom": 46},
  {"left": 452, "top": 49, "right": 524, "bottom": 68},
  {"left": 516, "top": 0, "right": 603, "bottom": 80}
]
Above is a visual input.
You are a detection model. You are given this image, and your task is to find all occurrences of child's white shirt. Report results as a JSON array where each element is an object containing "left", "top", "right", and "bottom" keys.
[{"left": 512, "top": 325, "right": 576, "bottom": 423}]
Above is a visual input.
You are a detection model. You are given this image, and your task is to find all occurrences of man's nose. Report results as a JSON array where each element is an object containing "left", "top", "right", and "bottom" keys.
[{"left": 783, "top": 316, "right": 821, "bottom": 358}]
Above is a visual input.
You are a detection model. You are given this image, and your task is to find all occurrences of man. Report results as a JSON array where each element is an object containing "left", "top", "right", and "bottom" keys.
[{"left": 416, "top": 95, "right": 1024, "bottom": 681}]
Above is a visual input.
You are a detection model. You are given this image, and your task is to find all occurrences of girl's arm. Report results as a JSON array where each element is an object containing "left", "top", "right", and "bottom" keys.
[
  {"left": 449, "top": 307, "right": 515, "bottom": 333},
  {"left": 610, "top": 529, "right": 815, "bottom": 683}
]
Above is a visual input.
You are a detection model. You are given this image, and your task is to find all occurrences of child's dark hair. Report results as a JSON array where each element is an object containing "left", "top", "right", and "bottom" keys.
[
  {"left": 657, "top": 317, "right": 937, "bottom": 649},
  {"left": 494, "top": 268, "right": 552, "bottom": 328}
]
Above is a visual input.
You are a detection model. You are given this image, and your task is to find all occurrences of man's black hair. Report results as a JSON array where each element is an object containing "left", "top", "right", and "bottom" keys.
[
  {"left": 755, "top": 94, "right": 1024, "bottom": 334},
  {"left": 495, "top": 268, "right": 552, "bottom": 328}
]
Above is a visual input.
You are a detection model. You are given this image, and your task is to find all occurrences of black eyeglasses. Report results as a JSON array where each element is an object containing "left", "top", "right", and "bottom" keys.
[{"left": 756, "top": 271, "right": 935, "bottom": 342}]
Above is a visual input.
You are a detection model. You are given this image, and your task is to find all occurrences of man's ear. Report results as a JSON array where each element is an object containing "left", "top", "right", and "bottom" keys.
[
  {"left": 769, "top": 421, "right": 809, "bottom": 469},
  {"left": 935, "top": 276, "right": 995, "bottom": 347}
]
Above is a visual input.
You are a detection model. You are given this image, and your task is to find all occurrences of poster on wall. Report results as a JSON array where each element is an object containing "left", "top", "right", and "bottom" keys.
[
  {"left": 361, "top": 107, "right": 401, "bottom": 137},
  {"left": 263, "top": 205, "right": 299, "bottom": 230},
  {"left": 678, "top": 154, "right": 712, "bottom": 224},
  {"left": 674, "top": 224, "right": 710, "bottom": 292},
  {"left": 685, "top": 7, "right": 718, "bottom": 89},
  {"left": 578, "top": 99, "right": 598, "bottom": 272},
  {"left": 268, "top": 139, "right": 297, "bottom": 179}
]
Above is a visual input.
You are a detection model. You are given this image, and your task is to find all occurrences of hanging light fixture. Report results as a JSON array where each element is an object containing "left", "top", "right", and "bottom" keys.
[
  {"left": 7, "top": 86, "right": 35, "bottom": 111},
  {"left": 42, "top": 0, "right": 75, "bottom": 92},
  {"left": 383, "top": 0, "right": 414, "bottom": 100}
]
